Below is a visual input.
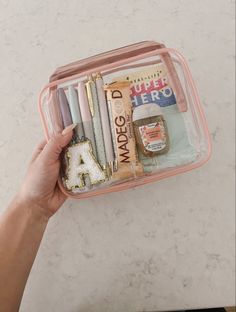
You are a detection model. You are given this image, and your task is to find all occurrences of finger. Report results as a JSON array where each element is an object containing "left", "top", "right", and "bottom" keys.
[
  {"left": 39, "top": 124, "right": 76, "bottom": 164},
  {"left": 30, "top": 140, "right": 47, "bottom": 162}
]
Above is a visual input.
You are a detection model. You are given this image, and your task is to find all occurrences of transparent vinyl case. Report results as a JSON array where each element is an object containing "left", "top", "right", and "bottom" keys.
[{"left": 38, "top": 41, "right": 211, "bottom": 199}]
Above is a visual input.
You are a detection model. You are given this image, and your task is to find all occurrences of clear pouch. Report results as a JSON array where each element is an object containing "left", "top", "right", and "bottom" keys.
[{"left": 38, "top": 41, "right": 211, "bottom": 199}]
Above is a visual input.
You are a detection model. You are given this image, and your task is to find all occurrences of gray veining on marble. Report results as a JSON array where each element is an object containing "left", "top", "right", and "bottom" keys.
[{"left": 0, "top": 0, "right": 235, "bottom": 311}]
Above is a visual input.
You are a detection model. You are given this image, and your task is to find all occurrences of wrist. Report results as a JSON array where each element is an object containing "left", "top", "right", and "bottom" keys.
[{"left": 12, "top": 194, "right": 50, "bottom": 224}]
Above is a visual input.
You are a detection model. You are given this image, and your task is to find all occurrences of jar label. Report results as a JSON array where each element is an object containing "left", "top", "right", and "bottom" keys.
[{"left": 139, "top": 121, "right": 167, "bottom": 152}]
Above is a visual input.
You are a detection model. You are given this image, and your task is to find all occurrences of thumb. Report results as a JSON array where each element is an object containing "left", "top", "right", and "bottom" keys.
[{"left": 40, "top": 124, "right": 76, "bottom": 164}]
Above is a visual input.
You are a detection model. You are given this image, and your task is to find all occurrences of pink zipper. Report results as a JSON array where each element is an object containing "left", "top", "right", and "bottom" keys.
[
  {"left": 49, "top": 41, "right": 187, "bottom": 112},
  {"left": 39, "top": 46, "right": 189, "bottom": 139},
  {"left": 50, "top": 41, "right": 160, "bottom": 82}
]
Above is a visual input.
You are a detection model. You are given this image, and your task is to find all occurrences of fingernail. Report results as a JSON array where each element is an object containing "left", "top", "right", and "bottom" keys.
[{"left": 62, "top": 123, "right": 77, "bottom": 136}]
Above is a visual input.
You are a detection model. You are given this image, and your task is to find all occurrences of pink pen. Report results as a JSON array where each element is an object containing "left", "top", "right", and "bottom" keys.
[{"left": 77, "top": 81, "right": 97, "bottom": 157}]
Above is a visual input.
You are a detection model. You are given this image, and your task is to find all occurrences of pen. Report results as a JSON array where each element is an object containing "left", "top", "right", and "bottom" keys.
[
  {"left": 49, "top": 87, "right": 63, "bottom": 134},
  {"left": 77, "top": 81, "right": 97, "bottom": 158},
  {"left": 68, "top": 85, "right": 85, "bottom": 140},
  {"left": 57, "top": 88, "right": 73, "bottom": 128},
  {"left": 95, "top": 73, "right": 114, "bottom": 170},
  {"left": 85, "top": 76, "right": 94, "bottom": 117},
  {"left": 85, "top": 76, "right": 107, "bottom": 170}
]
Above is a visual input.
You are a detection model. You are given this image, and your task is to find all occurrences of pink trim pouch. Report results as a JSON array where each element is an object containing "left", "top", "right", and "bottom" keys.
[{"left": 38, "top": 41, "right": 211, "bottom": 199}]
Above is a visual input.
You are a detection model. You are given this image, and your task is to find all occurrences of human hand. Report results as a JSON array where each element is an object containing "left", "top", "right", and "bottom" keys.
[{"left": 17, "top": 124, "right": 76, "bottom": 219}]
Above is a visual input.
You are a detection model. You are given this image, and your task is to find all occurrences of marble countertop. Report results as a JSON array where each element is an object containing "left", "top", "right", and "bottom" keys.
[{"left": 0, "top": 0, "right": 235, "bottom": 311}]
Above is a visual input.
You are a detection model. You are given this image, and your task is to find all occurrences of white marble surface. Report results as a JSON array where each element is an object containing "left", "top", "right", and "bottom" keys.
[{"left": 0, "top": 0, "right": 235, "bottom": 311}]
